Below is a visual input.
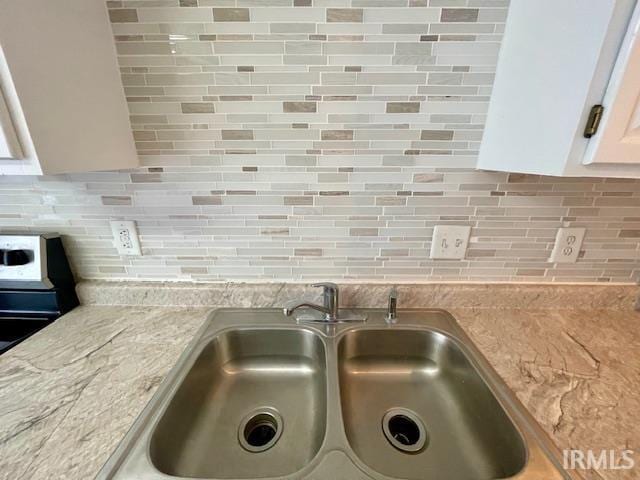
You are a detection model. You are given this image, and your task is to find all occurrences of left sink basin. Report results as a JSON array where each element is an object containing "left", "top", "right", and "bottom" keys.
[{"left": 149, "top": 327, "right": 327, "bottom": 479}]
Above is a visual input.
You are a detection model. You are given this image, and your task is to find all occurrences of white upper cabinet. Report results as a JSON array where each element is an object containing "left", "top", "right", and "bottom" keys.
[
  {"left": 478, "top": 0, "right": 640, "bottom": 178},
  {"left": 0, "top": 87, "right": 22, "bottom": 160},
  {"left": 0, "top": 0, "right": 138, "bottom": 175},
  {"left": 585, "top": 4, "right": 640, "bottom": 166}
]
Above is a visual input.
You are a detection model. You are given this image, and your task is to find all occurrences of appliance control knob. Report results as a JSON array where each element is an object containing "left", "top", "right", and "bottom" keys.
[{"left": 3, "top": 249, "right": 30, "bottom": 266}]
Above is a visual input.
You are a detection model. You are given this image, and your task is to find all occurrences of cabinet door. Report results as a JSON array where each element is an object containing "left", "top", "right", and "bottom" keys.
[
  {"left": 477, "top": 0, "right": 640, "bottom": 178},
  {"left": 0, "top": 0, "right": 138, "bottom": 175},
  {"left": 0, "top": 87, "right": 22, "bottom": 160},
  {"left": 584, "top": 3, "right": 640, "bottom": 165}
]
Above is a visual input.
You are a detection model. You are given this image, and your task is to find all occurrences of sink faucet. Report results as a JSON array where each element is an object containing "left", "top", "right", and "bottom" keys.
[{"left": 283, "top": 282, "right": 339, "bottom": 322}]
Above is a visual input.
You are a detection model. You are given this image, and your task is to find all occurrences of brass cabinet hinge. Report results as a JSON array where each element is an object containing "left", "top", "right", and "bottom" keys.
[{"left": 583, "top": 105, "right": 604, "bottom": 138}]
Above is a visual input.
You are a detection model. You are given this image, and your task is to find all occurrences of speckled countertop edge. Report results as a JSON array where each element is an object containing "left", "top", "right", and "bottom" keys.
[{"left": 77, "top": 280, "right": 640, "bottom": 311}]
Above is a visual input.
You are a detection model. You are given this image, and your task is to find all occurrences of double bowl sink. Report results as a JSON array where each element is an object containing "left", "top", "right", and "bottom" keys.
[{"left": 99, "top": 309, "right": 569, "bottom": 480}]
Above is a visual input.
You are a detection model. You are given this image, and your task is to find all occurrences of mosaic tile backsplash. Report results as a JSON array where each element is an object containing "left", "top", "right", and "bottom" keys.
[{"left": 0, "top": 0, "right": 639, "bottom": 282}]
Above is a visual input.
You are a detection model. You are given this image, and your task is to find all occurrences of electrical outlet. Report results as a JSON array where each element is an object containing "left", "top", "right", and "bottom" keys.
[
  {"left": 430, "top": 225, "right": 471, "bottom": 260},
  {"left": 110, "top": 220, "right": 142, "bottom": 256},
  {"left": 550, "top": 227, "right": 585, "bottom": 263}
]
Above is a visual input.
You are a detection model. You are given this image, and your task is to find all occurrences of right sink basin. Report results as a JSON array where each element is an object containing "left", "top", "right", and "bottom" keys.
[{"left": 338, "top": 328, "right": 526, "bottom": 480}]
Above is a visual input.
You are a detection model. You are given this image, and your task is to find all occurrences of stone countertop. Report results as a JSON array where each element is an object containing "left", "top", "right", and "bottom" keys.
[
  {"left": 449, "top": 307, "right": 640, "bottom": 480},
  {"left": 0, "top": 306, "right": 210, "bottom": 480},
  {"left": 0, "top": 284, "right": 639, "bottom": 480}
]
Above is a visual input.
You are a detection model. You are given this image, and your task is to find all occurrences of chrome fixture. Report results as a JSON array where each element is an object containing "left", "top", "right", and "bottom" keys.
[
  {"left": 283, "top": 282, "right": 340, "bottom": 322},
  {"left": 385, "top": 288, "right": 398, "bottom": 324},
  {"left": 381, "top": 408, "right": 428, "bottom": 454},
  {"left": 237, "top": 407, "right": 284, "bottom": 453}
]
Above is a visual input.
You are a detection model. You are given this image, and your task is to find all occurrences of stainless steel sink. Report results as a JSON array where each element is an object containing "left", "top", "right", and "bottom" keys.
[
  {"left": 98, "top": 309, "right": 570, "bottom": 480},
  {"left": 150, "top": 328, "right": 327, "bottom": 478},
  {"left": 338, "top": 329, "right": 525, "bottom": 480}
]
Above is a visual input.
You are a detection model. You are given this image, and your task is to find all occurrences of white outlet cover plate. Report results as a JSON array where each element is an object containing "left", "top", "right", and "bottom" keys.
[
  {"left": 110, "top": 220, "right": 142, "bottom": 256},
  {"left": 430, "top": 225, "right": 472, "bottom": 260},
  {"left": 549, "top": 227, "right": 585, "bottom": 263}
]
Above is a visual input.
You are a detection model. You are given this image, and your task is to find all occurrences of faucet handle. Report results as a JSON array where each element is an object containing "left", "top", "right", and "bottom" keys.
[{"left": 311, "top": 282, "right": 339, "bottom": 318}]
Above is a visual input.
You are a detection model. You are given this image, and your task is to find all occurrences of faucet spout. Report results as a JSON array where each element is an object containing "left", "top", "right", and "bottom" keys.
[
  {"left": 283, "top": 301, "right": 332, "bottom": 320},
  {"left": 282, "top": 282, "right": 340, "bottom": 322}
]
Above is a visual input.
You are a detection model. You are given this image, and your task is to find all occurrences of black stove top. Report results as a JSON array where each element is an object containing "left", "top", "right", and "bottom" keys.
[
  {"left": 0, "top": 234, "right": 78, "bottom": 355},
  {"left": 0, "top": 316, "right": 54, "bottom": 354}
]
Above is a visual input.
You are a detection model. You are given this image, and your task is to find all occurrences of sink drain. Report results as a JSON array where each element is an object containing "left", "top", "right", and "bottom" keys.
[
  {"left": 238, "top": 408, "right": 283, "bottom": 453},
  {"left": 382, "top": 408, "right": 428, "bottom": 453}
]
